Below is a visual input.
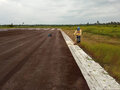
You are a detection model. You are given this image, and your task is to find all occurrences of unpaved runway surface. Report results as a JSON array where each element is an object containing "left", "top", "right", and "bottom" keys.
[{"left": 0, "top": 28, "right": 89, "bottom": 90}]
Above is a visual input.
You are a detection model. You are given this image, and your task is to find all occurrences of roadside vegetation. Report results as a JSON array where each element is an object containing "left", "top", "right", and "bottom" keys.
[
  {"left": 0, "top": 24, "right": 120, "bottom": 82},
  {"left": 63, "top": 25, "right": 120, "bottom": 83}
]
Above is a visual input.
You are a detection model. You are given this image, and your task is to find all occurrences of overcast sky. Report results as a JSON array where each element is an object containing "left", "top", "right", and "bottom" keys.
[{"left": 0, "top": 0, "right": 120, "bottom": 24}]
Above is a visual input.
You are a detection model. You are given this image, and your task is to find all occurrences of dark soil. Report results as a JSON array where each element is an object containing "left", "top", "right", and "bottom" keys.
[{"left": 0, "top": 29, "right": 89, "bottom": 90}]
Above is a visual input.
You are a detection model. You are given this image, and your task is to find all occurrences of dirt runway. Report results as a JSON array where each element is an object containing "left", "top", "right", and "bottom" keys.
[{"left": 0, "top": 28, "right": 89, "bottom": 90}]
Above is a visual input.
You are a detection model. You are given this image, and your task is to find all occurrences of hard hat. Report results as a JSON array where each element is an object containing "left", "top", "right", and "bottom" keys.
[{"left": 77, "top": 27, "right": 80, "bottom": 31}]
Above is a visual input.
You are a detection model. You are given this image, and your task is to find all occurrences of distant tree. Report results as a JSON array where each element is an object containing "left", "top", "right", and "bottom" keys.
[
  {"left": 103, "top": 23, "right": 106, "bottom": 25},
  {"left": 117, "top": 22, "right": 120, "bottom": 25},
  {"left": 9, "top": 23, "right": 14, "bottom": 27},
  {"left": 97, "top": 21, "right": 100, "bottom": 24},
  {"left": 87, "top": 22, "right": 89, "bottom": 26},
  {"left": 110, "top": 21, "right": 114, "bottom": 24}
]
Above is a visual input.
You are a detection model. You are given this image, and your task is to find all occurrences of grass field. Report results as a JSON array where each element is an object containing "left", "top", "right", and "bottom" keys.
[
  {"left": 63, "top": 25, "right": 120, "bottom": 83},
  {"left": 0, "top": 24, "right": 120, "bottom": 82}
]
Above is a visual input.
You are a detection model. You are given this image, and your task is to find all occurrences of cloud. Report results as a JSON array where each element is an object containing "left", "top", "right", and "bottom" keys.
[{"left": 0, "top": 0, "right": 120, "bottom": 24}]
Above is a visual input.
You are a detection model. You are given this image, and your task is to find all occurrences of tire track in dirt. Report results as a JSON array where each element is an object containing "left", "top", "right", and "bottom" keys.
[
  {"left": 0, "top": 30, "right": 45, "bottom": 43},
  {"left": 0, "top": 30, "right": 51, "bottom": 89},
  {"left": 1, "top": 30, "right": 56, "bottom": 90},
  {"left": 0, "top": 30, "right": 34, "bottom": 43},
  {"left": 0, "top": 29, "right": 89, "bottom": 90},
  {"left": 0, "top": 31, "right": 45, "bottom": 53},
  {"left": 22, "top": 30, "right": 59, "bottom": 90},
  {"left": 0, "top": 30, "right": 50, "bottom": 78},
  {"left": 0, "top": 31, "right": 45, "bottom": 59},
  {"left": 0, "top": 30, "right": 44, "bottom": 46}
]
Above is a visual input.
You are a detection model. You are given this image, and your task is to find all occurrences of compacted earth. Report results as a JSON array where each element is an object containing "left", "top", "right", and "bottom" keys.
[{"left": 0, "top": 28, "right": 89, "bottom": 90}]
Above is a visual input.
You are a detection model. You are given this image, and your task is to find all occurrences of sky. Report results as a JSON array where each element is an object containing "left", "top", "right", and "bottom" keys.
[{"left": 0, "top": 0, "right": 120, "bottom": 24}]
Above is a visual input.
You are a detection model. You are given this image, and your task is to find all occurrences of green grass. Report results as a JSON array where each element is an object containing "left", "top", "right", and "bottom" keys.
[
  {"left": 81, "top": 42, "right": 120, "bottom": 80},
  {"left": 63, "top": 25, "right": 120, "bottom": 82},
  {"left": 80, "top": 41, "right": 120, "bottom": 81},
  {"left": 60, "top": 25, "right": 120, "bottom": 38},
  {"left": 81, "top": 25, "right": 120, "bottom": 38},
  {"left": 81, "top": 42, "right": 120, "bottom": 64}
]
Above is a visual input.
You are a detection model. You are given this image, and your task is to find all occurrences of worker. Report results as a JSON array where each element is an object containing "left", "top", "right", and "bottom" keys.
[{"left": 74, "top": 27, "right": 82, "bottom": 44}]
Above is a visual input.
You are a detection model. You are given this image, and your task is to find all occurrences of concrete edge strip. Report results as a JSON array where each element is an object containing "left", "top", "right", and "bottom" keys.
[{"left": 60, "top": 29, "right": 120, "bottom": 90}]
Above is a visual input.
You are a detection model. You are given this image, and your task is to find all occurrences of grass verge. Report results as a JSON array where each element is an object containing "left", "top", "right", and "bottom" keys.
[{"left": 63, "top": 26, "right": 120, "bottom": 83}]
